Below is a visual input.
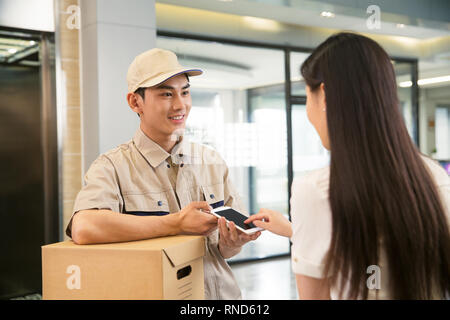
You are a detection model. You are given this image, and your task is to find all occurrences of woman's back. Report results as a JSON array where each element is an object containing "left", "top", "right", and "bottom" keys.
[
  {"left": 297, "top": 32, "right": 450, "bottom": 299},
  {"left": 290, "top": 155, "right": 450, "bottom": 299}
]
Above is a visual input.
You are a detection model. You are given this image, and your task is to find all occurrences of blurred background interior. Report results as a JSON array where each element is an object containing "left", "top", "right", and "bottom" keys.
[{"left": 0, "top": 0, "right": 449, "bottom": 299}]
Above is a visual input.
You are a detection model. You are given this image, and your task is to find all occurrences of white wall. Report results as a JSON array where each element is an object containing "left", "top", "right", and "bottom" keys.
[
  {"left": 79, "top": 0, "right": 156, "bottom": 174},
  {"left": 0, "top": 0, "right": 54, "bottom": 31}
]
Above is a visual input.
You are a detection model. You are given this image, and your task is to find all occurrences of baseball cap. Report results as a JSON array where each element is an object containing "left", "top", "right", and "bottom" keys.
[{"left": 126, "top": 48, "right": 203, "bottom": 93}]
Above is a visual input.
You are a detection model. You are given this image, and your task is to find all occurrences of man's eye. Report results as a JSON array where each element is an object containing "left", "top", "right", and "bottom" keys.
[
  {"left": 162, "top": 92, "right": 172, "bottom": 97},
  {"left": 182, "top": 91, "right": 190, "bottom": 96}
]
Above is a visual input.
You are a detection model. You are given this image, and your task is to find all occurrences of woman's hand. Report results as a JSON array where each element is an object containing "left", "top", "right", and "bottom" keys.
[{"left": 245, "top": 208, "right": 292, "bottom": 238}]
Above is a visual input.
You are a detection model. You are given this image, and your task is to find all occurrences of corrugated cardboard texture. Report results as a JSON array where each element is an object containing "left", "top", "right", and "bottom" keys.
[
  {"left": 42, "top": 235, "right": 205, "bottom": 300},
  {"left": 162, "top": 250, "right": 204, "bottom": 300},
  {"left": 163, "top": 235, "right": 205, "bottom": 267}
]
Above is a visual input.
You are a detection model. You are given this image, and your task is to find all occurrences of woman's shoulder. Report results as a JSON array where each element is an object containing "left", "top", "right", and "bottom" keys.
[
  {"left": 291, "top": 166, "right": 330, "bottom": 205},
  {"left": 421, "top": 155, "right": 449, "bottom": 187},
  {"left": 292, "top": 166, "right": 330, "bottom": 194},
  {"left": 290, "top": 166, "right": 332, "bottom": 235}
]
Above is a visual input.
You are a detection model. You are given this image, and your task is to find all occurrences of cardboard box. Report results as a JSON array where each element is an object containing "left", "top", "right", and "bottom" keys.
[{"left": 41, "top": 235, "right": 205, "bottom": 300}]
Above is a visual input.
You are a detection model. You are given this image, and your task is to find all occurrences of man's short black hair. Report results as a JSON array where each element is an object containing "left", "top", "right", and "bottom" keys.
[
  {"left": 133, "top": 73, "right": 190, "bottom": 102},
  {"left": 134, "top": 87, "right": 146, "bottom": 100}
]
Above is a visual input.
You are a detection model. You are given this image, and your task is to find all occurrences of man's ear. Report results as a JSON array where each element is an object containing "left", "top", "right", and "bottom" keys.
[{"left": 127, "top": 92, "right": 142, "bottom": 115}]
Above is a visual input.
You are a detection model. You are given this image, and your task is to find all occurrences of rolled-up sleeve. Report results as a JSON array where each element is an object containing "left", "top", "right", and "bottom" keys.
[
  {"left": 65, "top": 155, "right": 121, "bottom": 238},
  {"left": 290, "top": 171, "right": 332, "bottom": 279}
]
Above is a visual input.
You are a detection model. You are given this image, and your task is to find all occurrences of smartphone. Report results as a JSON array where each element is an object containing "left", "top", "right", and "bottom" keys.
[{"left": 211, "top": 206, "right": 264, "bottom": 234}]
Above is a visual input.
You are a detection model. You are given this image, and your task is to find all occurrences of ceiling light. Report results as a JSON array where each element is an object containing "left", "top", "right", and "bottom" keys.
[
  {"left": 399, "top": 80, "right": 412, "bottom": 88},
  {"left": 396, "top": 23, "right": 405, "bottom": 28},
  {"left": 242, "top": 16, "right": 281, "bottom": 31},
  {"left": 418, "top": 75, "right": 450, "bottom": 85},
  {"left": 320, "top": 11, "right": 335, "bottom": 18},
  {"left": 399, "top": 75, "right": 450, "bottom": 87},
  {"left": 7, "top": 48, "right": 17, "bottom": 54}
]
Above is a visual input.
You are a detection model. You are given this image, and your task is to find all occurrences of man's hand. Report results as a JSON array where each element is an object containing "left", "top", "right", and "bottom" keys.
[
  {"left": 217, "top": 217, "right": 261, "bottom": 259},
  {"left": 176, "top": 201, "right": 218, "bottom": 236}
]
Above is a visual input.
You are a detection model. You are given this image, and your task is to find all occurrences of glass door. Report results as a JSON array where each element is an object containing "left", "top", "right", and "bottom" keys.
[
  {"left": 393, "top": 60, "right": 419, "bottom": 143},
  {"left": 234, "top": 84, "right": 291, "bottom": 261},
  {"left": 291, "top": 103, "right": 330, "bottom": 178},
  {"left": 289, "top": 51, "right": 330, "bottom": 180}
]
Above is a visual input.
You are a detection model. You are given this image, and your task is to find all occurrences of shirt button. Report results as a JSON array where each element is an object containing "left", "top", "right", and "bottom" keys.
[
  {"left": 179, "top": 153, "right": 183, "bottom": 157},
  {"left": 180, "top": 163, "right": 184, "bottom": 167},
  {"left": 210, "top": 194, "right": 215, "bottom": 199},
  {"left": 157, "top": 201, "right": 163, "bottom": 206},
  {"left": 167, "top": 164, "right": 170, "bottom": 168}
]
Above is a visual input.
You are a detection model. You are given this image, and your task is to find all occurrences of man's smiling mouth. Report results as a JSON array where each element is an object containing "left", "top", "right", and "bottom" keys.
[{"left": 168, "top": 115, "right": 185, "bottom": 120}]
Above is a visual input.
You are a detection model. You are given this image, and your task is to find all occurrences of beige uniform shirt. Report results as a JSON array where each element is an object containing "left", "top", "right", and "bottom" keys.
[{"left": 66, "top": 127, "right": 246, "bottom": 300}]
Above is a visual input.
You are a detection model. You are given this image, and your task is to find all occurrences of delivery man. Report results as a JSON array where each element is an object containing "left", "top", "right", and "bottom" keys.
[{"left": 65, "top": 48, "right": 261, "bottom": 300}]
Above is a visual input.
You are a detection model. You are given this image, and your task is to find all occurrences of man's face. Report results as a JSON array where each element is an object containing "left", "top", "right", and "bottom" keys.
[{"left": 137, "top": 74, "right": 191, "bottom": 139}]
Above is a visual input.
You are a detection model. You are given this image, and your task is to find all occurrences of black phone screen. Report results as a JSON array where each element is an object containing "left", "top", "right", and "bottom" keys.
[{"left": 214, "top": 208, "right": 257, "bottom": 230}]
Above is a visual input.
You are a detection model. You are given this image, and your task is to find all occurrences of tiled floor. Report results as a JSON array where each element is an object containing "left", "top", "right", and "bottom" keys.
[{"left": 230, "top": 256, "right": 298, "bottom": 300}]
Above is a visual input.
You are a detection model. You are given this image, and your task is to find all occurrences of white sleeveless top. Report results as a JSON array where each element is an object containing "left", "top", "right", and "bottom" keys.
[{"left": 290, "top": 156, "right": 450, "bottom": 299}]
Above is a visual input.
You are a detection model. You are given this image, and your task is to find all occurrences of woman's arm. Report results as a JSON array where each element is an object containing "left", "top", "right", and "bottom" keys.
[
  {"left": 296, "top": 274, "right": 331, "bottom": 300},
  {"left": 246, "top": 209, "right": 332, "bottom": 300},
  {"left": 244, "top": 209, "right": 292, "bottom": 238}
]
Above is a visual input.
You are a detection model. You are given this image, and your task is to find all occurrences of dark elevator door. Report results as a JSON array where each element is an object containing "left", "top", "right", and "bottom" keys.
[{"left": 0, "top": 63, "right": 45, "bottom": 298}]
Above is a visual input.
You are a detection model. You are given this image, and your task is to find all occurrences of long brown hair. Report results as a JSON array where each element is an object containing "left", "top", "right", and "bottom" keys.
[{"left": 301, "top": 32, "right": 450, "bottom": 299}]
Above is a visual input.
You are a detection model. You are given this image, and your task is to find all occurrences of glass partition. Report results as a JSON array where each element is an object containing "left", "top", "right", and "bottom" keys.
[
  {"left": 435, "top": 104, "right": 450, "bottom": 160},
  {"left": 290, "top": 51, "right": 309, "bottom": 96},
  {"left": 291, "top": 104, "right": 330, "bottom": 179},
  {"left": 244, "top": 84, "right": 290, "bottom": 260},
  {"left": 394, "top": 61, "right": 415, "bottom": 139}
]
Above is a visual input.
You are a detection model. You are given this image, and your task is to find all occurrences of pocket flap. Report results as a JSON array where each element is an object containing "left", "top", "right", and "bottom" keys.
[
  {"left": 123, "top": 193, "right": 170, "bottom": 215},
  {"left": 201, "top": 183, "right": 225, "bottom": 209}
]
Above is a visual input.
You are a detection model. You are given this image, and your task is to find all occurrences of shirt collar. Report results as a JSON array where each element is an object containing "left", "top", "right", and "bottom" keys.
[{"left": 133, "top": 127, "right": 192, "bottom": 168}]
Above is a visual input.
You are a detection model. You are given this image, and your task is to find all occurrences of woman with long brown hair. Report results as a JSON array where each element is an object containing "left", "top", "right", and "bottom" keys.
[{"left": 246, "top": 32, "right": 450, "bottom": 299}]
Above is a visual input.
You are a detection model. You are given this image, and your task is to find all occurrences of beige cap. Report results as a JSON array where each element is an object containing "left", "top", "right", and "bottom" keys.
[{"left": 126, "top": 48, "right": 203, "bottom": 93}]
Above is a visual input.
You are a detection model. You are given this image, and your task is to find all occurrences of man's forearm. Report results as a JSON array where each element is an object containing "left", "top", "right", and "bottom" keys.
[{"left": 71, "top": 209, "right": 180, "bottom": 244}]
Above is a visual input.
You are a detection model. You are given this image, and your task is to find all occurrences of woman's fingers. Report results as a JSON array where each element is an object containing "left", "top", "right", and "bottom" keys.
[
  {"left": 244, "top": 212, "right": 268, "bottom": 224},
  {"left": 252, "top": 220, "right": 267, "bottom": 229}
]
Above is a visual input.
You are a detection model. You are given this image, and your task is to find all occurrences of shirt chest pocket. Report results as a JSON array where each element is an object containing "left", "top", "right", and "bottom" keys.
[
  {"left": 201, "top": 183, "right": 225, "bottom": 209},
  {"left": 122, "top": 193, "right": 170, "bottom": 216}
]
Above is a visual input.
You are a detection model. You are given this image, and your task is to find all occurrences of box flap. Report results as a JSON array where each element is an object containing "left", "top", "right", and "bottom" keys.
[{"left": 163, "top": 236, "right": 205, "bottom": 267}]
